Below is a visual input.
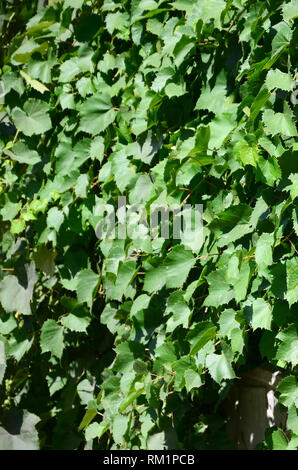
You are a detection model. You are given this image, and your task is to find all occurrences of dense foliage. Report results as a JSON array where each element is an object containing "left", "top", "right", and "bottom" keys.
[{"left": 0, "top": 0, "right": 297, "bottom": 450}]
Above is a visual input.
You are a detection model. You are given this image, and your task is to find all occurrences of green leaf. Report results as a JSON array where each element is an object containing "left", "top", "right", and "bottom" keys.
[
  {"left": 27, "top": 53, "right": 56, "bottom": 84},
  {"left": 64, "top": 0, "right": 84, "bottom": 8},
  {"left": 233, "top": 139, "right": 260, "bottom": 167},
  {"left": 271, "top": 23, "right": 292, "bottom": 53},
  {"left": 129, "top": 174, "right": 153, "bottom": 204},
  {"left": 12, "top": 39, "right": 47, "bottom": 64},
  {"left": 47, "top": 207, "right": 64, "bottom": 231},
  {"left": 0, "top": 314, "right": 17, "bottom": 335},
  {"left": 270, "top": 429, "right": 289, "bottom": 450},
  {"left": 188, "top": 322, "right": 217, "bottom": 355},
  {"left": 199, "top": 0, "right": 226, "bottom": 29},
  {"left": 233, "top": 261, "right": 251, "bottom": 303},
  {"left": 77, "top": 378, "right": 94, "bottom": 405},
  {"left": 276, "top": 324, "right": 298, "bottom": 366},
  {"left": 147, "top": 429, "right": 177, "bottom": 450},
  {"left": 79, "top": 94, "right": 117, "bottom": 136},
  {"left": 166, "top": 246, "right": 196, "bottom": 289},
  {"left": 0, "top": 411, "right": 40, "bottom": 450},
  {"left": 230, "top": 328, "right": 244, "bottom": 354},
  {"left": 277, "top": 376, "right": 298, "bottom": 408},
  {"left": 151, "top": 67, "right": 175, "bottom": 92},
  {"left": 287, "top": 434, "right": 298, "bottom": 451},
  {"left": 2, "top": 71, "right": 25, "bottom": 95},
  {"left": 61, "top": 310, "right": 91, "bottom": 333},
  {"left": 1, "top": 0, "right": 298, "bottom": 452},
  {"left": 219, "top": 309, "right": 239, "bottom": 339},
  {"left": 0, "top": 339, "right": 6, "bottom": 385},
  {"left": 0, "top": 195, "right": 21, "bottom": 221},
  {"left": 85, "top": 421, "right": 109, "bottom": 441},
  {"left": 111, "top": 151, "right": 136, "bottom": 192},
  {"left": 208, "top": 112, "right": 236, "bottom": 149},
  {"left": 136, "top": 131, "right": 162, "bottom": 165},
  {"left": 256, "top": 156, "right": 282, "bottom": 187},
  {"left": 172, "top": 355, "right": 193, "bottom": 389},
  {"left": 108, "top": 261, "right": 137, "bottom": 301},
  {"left": 11, "top": 218, "right": 25, "bottom": 234},
  {"left": 209, "top": 204, "right": 252, "bottom": 232},
  {"left": 76, "top": 269, "right": 100, "bottom": 308},
  {"left": 59, "top": 45, "right": 94, "bottom": 82},
  {"left": 7, "top": 329, "right": 33, "bottom": 362},
  {"left": 112, "top": 414, "right": 130, "bottom": 445},
  {"left": 106, "top": 11, "right": 130, "bottom": 34},
  {"left": 119, "top": 386, "right": 145, "bottom": 412},
  {"left": 165, "top": 82, "right": 186, "bottom": 98},
  {"left": 20, "top": 70, "right": 49, "bottom": 94},
  {"left": 265, "top": 69, "right": 293, "bottom": 91},
  {"left": 113, "top": 341, "right": 145, "bottom": 373},
  {"left": 5, "top": 141, "right": 41, "bottom": 164},
  {"left": 292, "top": 207, "right": 298, "bottom": 236},
  {"left": 11, "top": 99, "right": 52, "bottom": 136},
  {"left": 89, "top": 136, "right": 105, "bottom": 162},
  {"left": 0, "top": 263, "right": 37, "bottom": 316},
  {"left": 144, "top": 263, "right": 166, "bottom": 293},
  {"left": 283, "top": 0, "right": 298, "bottom": 21},
  {"left": 85, "top": 422, "right": 100, "bottom": 441},
  {"left": 155, "top": 342, "right": 177, "bottom": 364},
  {"left": 195, "top": 71, "right": 228, "bottom": 115},
  {"left": 75, "top": 174, "right": 89, "bottom": 198},
  {"left": 184, "top": 369, "right": 202, "bottom": 392},
  {"left": 255, "top": 232, "right": 274, "bottom": 270},
  {"left": 250, "top": 88, "right": 271, "bottom": 122},
  {"left": 78, "top": 408, "right": 97, "bottom": 432},
  {"left": 166, "top": 291, "right": 191, "bottom": 332},
  {"left": 262, "top": 108, "right": 297, "bottom": 137},
  {"left": 251, "top": 298, "right": 272, "bottom": 331},
  {"left": 286, "top": 258, "right": 298, "bottom": 306},
  {"left": 40, "top": 319, "right": 64, "bottom": 359},
  {"left": 206, "top": 344, "right": 236, "bottom": 384},
  {"left": 33, "top": 245, "right": 56, "bottom": 276},
  {"left": 286, "top": 174, "right": 298, "bottom": 200},
  {"left": 204, "top": 269, "right": 234, "bottom": 307},
  {"left": 287, "top": 405, "right": 298, "bottom": 434}
]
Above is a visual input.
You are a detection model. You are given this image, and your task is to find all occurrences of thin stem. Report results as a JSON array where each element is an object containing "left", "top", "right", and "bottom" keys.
[
  {"left": 226, "top": 0, "right": 255, "bottom": 35},
  {"left": 12, "top": 129, "right": 19, "bottom": 146}
]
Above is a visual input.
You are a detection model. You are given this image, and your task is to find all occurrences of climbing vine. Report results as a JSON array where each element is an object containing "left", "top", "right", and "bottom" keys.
[{"left": 0, "top": 0, "right": 297, "bottom": 450}]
